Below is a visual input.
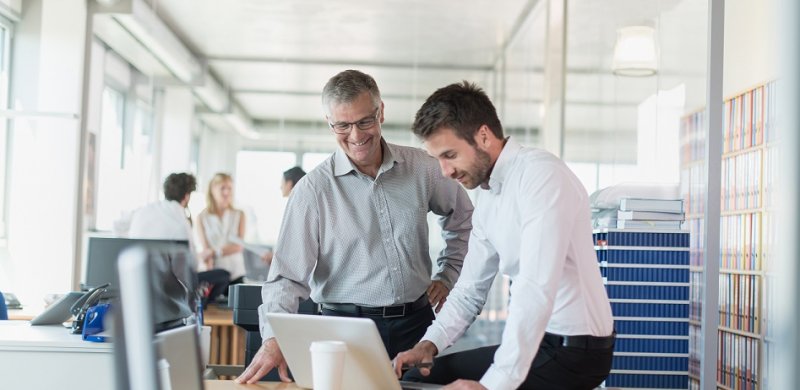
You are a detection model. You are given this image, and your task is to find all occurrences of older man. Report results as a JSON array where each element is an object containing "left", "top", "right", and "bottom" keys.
[{"left": 236, "top": 70, "right": 473, "bottom": 384}]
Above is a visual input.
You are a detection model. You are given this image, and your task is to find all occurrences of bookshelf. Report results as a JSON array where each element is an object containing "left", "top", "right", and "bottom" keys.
[{"left": 680, "top": 81, "right": 777, "bottom": 390}]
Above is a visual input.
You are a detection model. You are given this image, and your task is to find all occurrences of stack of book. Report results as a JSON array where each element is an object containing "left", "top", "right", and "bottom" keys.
[
  {"left": 615, "top": 198, "right": 685, "bottom": 230},
  {"left": 593, "top": 198, "right": 685, "bottom": 230},
  {"left": 594, "top": 229, "right": 691, "bottom": 389}
]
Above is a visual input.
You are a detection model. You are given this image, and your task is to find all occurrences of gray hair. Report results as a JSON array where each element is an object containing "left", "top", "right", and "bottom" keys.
[{"left": 321, "top": 70, "right": 382, "bottom": 116}]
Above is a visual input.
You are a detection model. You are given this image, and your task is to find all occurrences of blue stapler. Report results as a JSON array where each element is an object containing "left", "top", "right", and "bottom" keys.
[{"left": 82, "top": 303, "right": 111, "bottom": 342}]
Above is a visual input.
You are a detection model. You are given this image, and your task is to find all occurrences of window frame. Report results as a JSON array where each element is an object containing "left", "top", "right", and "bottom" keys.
[{"left": 0, "top": 14, "right": 14, "bottom": 243}]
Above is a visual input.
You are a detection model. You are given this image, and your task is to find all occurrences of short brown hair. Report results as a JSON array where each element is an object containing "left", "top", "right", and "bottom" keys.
[
  {"left": 412, "top": 81, "right": 503, "bottom": 145},
  {"left": 163, "top": 173, "right": 196, "bottom": 202}
]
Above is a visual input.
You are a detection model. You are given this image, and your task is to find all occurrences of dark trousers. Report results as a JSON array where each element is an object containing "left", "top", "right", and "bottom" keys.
[
  {"left": 403, "top": 333, "right": 613, "bottom": 390},
  {"left": 321, "top": 303, "right": 435, "bottom": 359}
]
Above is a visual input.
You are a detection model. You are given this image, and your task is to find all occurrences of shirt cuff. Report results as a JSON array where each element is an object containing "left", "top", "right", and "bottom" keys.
[
  {"left": 480, "top": 365, "right": 517, "bottom": 390},
  {"left": 421, "top": 325, "right": 450, "bottom": 356},
  {"left": 257, "top": 305, "right": 276, "bottom": 341},
  {"left": 433, "top": 268, "right": 457, "bottom": 290}
]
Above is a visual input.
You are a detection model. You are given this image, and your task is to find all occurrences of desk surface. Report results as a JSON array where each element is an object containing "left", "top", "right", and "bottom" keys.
[
  {"left": 0, "top": 321, "right": 112, "bottom": 352},
  {"left": 205, "top": 380, "right": 303, "bottom": 389},
  {"left": 204, "top": 304, "right": 235, "bottom": 326}
]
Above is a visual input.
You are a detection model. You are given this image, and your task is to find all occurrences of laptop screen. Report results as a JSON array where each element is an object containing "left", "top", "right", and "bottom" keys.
[{"left": 266, "top": 313, "right": 442, "bottom": 390}]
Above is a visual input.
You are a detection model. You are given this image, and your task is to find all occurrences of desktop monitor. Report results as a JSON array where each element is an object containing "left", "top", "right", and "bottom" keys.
[
  {"left": 113, "top": 245, "right": 205, "bottom": 390},
  {"left": 83, "top": 236, "right": 190, "bottom": 292}
]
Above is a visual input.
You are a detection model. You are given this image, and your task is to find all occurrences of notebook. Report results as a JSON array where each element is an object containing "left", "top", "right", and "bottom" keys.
[{"left": 267, "top": 313, "right": 443, "bottom": 390}]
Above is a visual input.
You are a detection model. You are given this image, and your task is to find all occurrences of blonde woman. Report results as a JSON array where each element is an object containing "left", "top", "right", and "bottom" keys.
[{"left": 197, "top": 173, "right": 246, "bottom": 284}]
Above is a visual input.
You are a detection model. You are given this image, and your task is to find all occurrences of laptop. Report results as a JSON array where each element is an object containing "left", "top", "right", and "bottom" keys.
[
  {"left": 242, "top": 243, "right": 272, "bottom": 282},
  {"left": 267, "top": 313, "right": 443, "bottom": 390},
  {"left": 30, "top": 291, "right": 84, "bottom": 326}
]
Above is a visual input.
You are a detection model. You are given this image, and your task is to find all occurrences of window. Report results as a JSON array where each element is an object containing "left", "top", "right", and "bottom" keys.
[
  {"left": 301, "top": 152, "right": 331, "bottom": 172},
  {"left": 235, "top": 150, "right": 296, "bottom": 244},
  {"left": 0, "top": 18, "right": 12, "bottom": 240},
  {"left": 94, "top": 86, "right": 156, "bottom": 231}
]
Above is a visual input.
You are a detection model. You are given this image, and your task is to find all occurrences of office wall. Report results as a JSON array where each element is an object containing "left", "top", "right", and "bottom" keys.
[
  {"left": 723, "top": 0, "right": 779, "bottom": 96},
  {"left": 159, "top": 86, "right": 194, "bottom": 181}
]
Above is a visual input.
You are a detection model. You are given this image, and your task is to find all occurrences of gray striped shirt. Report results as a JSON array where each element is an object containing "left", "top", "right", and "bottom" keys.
[{"left": 259, "top": 139, "right": 473, "bottom": 339}]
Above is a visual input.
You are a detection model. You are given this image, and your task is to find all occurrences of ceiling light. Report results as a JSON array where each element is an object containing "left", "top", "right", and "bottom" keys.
[
  {"left": 93, "top": 0, "right": 201, "bottom": 83},
  {"left": 612, "top": 26, "right": 658, "bottom": 77}
]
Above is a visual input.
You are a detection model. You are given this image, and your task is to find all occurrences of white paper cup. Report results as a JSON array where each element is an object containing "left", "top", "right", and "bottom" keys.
[
  {"left": 309, "top": 340, "right": 347, "bottom": 390},
  {"left": 200, "top": 326, "right": 212, "bottom": 368}
]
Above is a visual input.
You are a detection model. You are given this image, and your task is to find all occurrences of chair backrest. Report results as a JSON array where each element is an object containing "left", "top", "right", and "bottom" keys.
[{"left": 0, "top": 291, "right": 8, "bottom": 320}]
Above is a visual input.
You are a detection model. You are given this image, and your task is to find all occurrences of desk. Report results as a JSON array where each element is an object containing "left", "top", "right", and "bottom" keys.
[
  {"left": 204, "top": 305, "right": 246, "bottom": 366},
  {"left": 205, "top": 380, "right": 303, "bottom": 389},
  {"left": 0, "top": 321, "right": 114, "bottom": 390}
]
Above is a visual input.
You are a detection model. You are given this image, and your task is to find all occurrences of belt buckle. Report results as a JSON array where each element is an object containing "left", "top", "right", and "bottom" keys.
[{"left": 382, "top": 304, "right": 405, "bottom": 318}]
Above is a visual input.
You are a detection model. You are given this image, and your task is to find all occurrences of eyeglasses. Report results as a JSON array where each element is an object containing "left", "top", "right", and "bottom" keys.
[{"left": 328, "top": 107, "right": 380, "bottom": 134}]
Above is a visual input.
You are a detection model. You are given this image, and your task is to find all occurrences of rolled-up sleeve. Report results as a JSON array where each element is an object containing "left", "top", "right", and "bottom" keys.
[
  {"left": 258, "top": 180, "right": 320, "bottom": 340},
  {"left": 428, "top": 167, "right": 473, "bottom": 289}
]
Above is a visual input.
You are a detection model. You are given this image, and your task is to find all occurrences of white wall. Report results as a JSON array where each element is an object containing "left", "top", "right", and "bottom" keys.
[
  {"left": 723, "top": 0, "right": 779, "bottom": 96},
  {"left": 159, "top": 86, "right": 194, "bottom": 181}
]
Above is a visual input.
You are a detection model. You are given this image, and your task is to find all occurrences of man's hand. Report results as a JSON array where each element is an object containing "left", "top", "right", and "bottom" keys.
[
  {"left": 234, "top": 338, "right": 290, "bottom": 384},
  {"left": 427, "top": 281, "right": 450, "bottom": 313},
  {"left": 392, "top": 341, "right": 438, "bottom": 379},
  {"left": 443, "top": 380, "right": 487, "bottom": 389}
]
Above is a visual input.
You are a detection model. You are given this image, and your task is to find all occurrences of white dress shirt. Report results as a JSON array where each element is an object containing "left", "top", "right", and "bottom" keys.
[
  {"left": 258, "top": 139, "right": 473, "bottom": 340},
  {"left": 420, "top": 137, "right": 613, "bottom": 390},
  {"left": 199, "top": 209, "right": 246, "bottom": 280},
  {"left": 129, "top": 200, "right": 193, "bottom": 245}
]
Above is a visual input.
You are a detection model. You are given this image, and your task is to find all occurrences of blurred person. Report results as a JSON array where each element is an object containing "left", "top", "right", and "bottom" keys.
[
  {"left": 128, "top": 172, "right": 230, "bottom": 307},
  {"left": 197, "top": 173, "right": 247, "bottom": 285},
  {"left": 280, "top": 166, "right": 306, "bottom": 198},
  {"left": 236, "top": 70, "right": 473, "bottom": 384},
  {"left": 260, "top": 166, "right": 308, "bottom": 266}
]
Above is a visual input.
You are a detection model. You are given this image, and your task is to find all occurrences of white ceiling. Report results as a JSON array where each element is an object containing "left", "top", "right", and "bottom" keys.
[{"left": 143, "top": 0, "right": 708, "bottom": 162}]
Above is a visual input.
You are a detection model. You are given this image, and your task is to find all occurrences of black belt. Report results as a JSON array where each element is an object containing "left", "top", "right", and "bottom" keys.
[
  {"left": 543, "top": 331, "right": 616, "bottom": 350},
  {"left": 321, "top": 295, "right": 429, "bottom": 318}
]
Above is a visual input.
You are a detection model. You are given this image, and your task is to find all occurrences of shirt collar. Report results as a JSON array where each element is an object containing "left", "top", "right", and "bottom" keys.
[
  {"left": 485, "top": 136, "right": 522, "bottom": 195},
  {"left": 333, "top": 138, "right": 403, "bottom": 177}
]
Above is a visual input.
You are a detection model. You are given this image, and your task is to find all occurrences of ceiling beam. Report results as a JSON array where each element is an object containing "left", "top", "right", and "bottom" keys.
[
  {"left": 234, "top": 88, "right": 641, "bottom": 107},
  {"left": 205, "top": 55, "right": 492, "bottom": 72}
]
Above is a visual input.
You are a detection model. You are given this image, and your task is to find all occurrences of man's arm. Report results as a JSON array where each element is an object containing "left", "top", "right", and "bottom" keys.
[
  {"left": 479, "top": 164, "right": 581, "bottom": 390},
  {"left": 428, "top": 164, "right": 473, "bottom": 290},
  {"left": 419, "top": 219, "right": 499, "bottom": 354},
  {"left": 237, "top": 180, "right": 320, "bottom": 384}
]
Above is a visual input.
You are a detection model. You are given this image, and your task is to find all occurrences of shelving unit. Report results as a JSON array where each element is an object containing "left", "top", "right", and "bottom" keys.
[{"left": 680, "top": 81, "right": 777, "bottom": 390}]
